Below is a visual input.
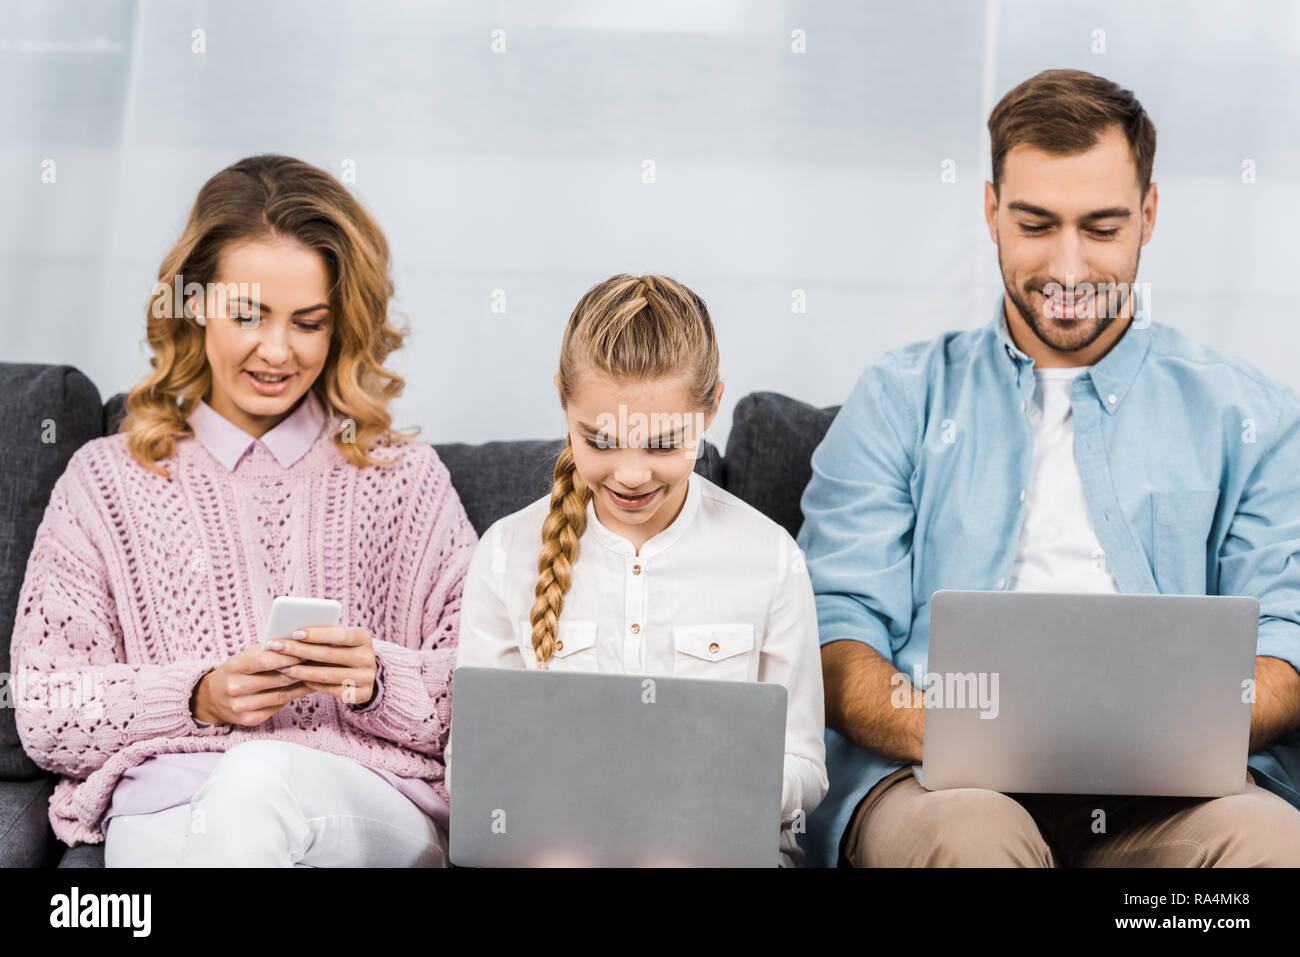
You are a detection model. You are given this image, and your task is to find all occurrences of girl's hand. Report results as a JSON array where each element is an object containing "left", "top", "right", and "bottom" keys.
[
  {"left": 269, "top": 626, "right": 378, "bottom": 708},
  {"left": 191, "top": 644, "right": 313, "bottom": 726}
]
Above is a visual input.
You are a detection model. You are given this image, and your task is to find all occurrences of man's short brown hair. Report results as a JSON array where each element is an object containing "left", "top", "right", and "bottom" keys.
[{"left": 988, "top": 69, "right": 1157, "bottom": 196}]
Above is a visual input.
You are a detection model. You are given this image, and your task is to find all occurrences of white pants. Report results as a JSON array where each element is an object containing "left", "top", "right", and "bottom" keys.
[{"left": 103, "top": 740, "right": 448, "bottom": 867}]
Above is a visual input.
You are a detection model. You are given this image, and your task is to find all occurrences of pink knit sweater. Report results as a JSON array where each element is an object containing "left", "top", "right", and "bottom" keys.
[{"left": 10, "top": 417, "right": 476, "bottom": 846}]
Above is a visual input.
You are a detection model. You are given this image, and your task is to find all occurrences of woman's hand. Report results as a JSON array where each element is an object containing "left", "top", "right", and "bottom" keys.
[
  {"left": 191, "top": 644, "right": 313, "bottom": 726},
  {"left": 270, "top": 626, "right": 378, "bottom": 709}
]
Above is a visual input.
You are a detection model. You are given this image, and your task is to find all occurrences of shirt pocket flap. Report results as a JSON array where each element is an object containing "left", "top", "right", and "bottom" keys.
[
  {"left": 672, "top": 624, "right": 755, "bottom": 662},
  {"left": 519, "top": 619, "right": 599, "bottom": 658}
]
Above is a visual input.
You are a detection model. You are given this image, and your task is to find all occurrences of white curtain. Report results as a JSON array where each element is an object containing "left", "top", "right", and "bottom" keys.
[{"left": 3, "top": 0, "right": 1297, "bottom": 446}]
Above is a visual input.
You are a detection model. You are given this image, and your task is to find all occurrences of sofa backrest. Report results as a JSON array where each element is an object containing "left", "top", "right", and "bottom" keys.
[
  {"left": 0, "top": 365, "right": 106, "bottom": 780},
  {"left": 725, "top": 391, "right": 840, "bottom": 539}
]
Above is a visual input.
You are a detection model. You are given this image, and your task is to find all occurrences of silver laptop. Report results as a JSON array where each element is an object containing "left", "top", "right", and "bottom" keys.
[
  {"left": 448, "top": 667, "right": 787, "bottom": 867},
  {"left": 917, "top": 590, "right": 1259, "bottom": 796}
]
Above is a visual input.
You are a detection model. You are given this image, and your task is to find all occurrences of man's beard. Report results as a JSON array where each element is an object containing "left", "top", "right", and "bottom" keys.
[{"left": 999, "top": 240, "right": 1142, "bottom": 353}]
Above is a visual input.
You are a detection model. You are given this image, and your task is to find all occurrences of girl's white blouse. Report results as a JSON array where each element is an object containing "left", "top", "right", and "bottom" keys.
[{"left": 454, "top": 469, "right": 829, "bottom": 832}]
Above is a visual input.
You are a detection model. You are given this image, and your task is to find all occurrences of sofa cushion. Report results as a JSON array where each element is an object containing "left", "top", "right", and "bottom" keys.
[
  {"left": 103, "top": 391, "right": 127, "bottom": 436},
  {"left": 58, "top": 843, "right": 105, "bottom": 867},
  {"left": 723, "top": 391, "right": 841, "bottom": 540},
  {"left": 103, "top": 392, "right": 725, "bottom": 538},
  {"left": 0, "top": 364, "right": 105, "bottom": 781},
  {"left": 435, "top": 439, "right": 575, "bottom": 537},
  {"left": 0, "top": 777, "right": 58, "bottom": 866}
]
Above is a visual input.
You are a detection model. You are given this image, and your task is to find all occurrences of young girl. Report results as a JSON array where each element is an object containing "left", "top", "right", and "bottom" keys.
[
  {"left": 11, "top": 154, "right": 475, "bottom": 866},
  {"left": 453, "top": 274, "right": 828, "bottom": 866}
]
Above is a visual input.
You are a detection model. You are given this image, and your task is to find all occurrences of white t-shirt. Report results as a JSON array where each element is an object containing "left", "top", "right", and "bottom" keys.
[
  {"left": 452, "top": 469, "right": 829, "bottom": 861},
  {"left": 1010, "top": 366, "right": 1121, "bottom": 593}
]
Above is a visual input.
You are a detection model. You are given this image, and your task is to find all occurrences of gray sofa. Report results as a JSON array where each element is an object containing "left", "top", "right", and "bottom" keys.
[{"left": 0, "top": 362, "right": 838, "bottom": 867}]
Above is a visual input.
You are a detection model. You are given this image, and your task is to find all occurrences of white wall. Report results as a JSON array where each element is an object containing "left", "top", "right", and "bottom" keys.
[{"left": 3, "top": 0, "right": 1298, "bottom": 449}]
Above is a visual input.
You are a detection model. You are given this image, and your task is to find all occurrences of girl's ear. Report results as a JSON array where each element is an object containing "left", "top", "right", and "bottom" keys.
[{"left": 704, "top": 380, "right": 724, "bottom": 428}]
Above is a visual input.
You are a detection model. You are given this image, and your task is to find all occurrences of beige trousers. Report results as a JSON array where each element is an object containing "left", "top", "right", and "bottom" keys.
[{"left": 845, "top": 766, "right": 1300, "bottom": 867}]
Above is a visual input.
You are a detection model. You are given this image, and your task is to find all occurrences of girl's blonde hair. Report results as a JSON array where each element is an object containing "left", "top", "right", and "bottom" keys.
[
  {"left": 529, "top": 274, "right": 720, "bottom": 667},
  {"left": 119, "top": 153, "right": 419, "bottom": 478}
]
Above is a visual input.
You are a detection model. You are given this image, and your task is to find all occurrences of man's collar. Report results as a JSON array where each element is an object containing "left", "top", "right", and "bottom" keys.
[
  {"left": 188, "top": 390, "right": 329, "bottom": 471},
  {"left": 991, "top": 292, "right": 1153, "bottom": 415}
]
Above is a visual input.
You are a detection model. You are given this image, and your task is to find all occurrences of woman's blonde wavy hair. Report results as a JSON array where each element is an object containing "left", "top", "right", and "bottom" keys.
[
  {"left": 528, "top": 274, "right": 720, "bottom": 668},
  {"left": 119, "top": 153, "right": 419, "bottom": 478}
]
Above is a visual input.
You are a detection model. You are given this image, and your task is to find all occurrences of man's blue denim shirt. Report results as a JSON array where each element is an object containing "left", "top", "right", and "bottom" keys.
[{"left": 796, "top": 296, "right": 1300, "bottom": 868}]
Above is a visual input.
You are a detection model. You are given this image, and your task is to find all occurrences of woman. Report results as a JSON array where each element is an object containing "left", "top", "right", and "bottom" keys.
[{"left": 11, "top": 154, "right": 475, "bottom": 866}]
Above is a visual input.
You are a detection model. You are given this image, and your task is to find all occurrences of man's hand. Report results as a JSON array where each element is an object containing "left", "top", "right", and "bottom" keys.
[
  {"left": 271, "top": 626, "right": 378, "bottom": 709},
  {"left": 822, "top": 640, "right": 925, "bottom": 764},
  {"left": 1249, "top": 654, "right": 1300, "bottom": 753}
]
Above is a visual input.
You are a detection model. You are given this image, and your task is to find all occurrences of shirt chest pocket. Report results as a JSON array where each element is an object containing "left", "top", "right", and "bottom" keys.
[
  {"left": 517, "top": 619, "right": 600, "bottom": 672},
  {"left": 1151, "top": 489, "right": 1219, "bottom": 595},
  {"left": 671, "top": 624, "right": 756, "bottom": 682}
]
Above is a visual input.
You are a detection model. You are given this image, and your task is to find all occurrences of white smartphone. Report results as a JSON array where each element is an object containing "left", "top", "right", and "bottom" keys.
[{"left": 263, "top": 596, "right": 343, "bottom": 649}]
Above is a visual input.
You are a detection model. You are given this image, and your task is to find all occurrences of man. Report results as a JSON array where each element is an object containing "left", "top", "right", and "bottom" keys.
[{"left": 797, "top": 68, "right": 1300, "bottom": 868}]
